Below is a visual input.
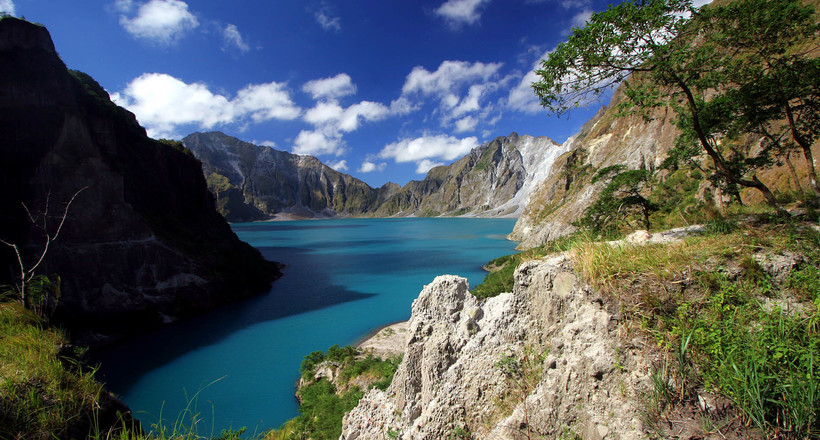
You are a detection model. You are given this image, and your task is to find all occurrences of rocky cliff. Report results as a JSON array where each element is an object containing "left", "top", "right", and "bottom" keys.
[
  {"left": 374, "top": 133, "right": 568, "bottom": 218},
  {"left": 184, "top": 131, "right": 399, "bottom": 221},
  {"left": 184, "top": 131, "right": 567, "bottom": 221},
  {"left": 0, "top": 17, "right": 280, "bottom": 346},
  {"left": 340, "top": 256, "right": 652, "bottom": 440},
  {"left": 509, "top": 90, "right": 681, "bottom": 248}
]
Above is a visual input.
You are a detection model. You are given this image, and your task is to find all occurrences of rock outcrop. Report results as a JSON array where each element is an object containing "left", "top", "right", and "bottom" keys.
[
  {"left": 341, "top": 256, "right": 653, "bottom": 440},
  {"left": 509, "top": 92, "right": 681, "bottom": 249},
  {"left": 0, "top": 18, "right": 280, "bottom": 346},
  {"left": 183, "top": 131, "right": 567, "bottom": 220}
]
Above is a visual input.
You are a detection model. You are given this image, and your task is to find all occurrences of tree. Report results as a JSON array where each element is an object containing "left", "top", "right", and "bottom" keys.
[
  {"left": 699, "top": 0, "right": 820, "bottom": 198},
  {"left": 0, "top": 187, "right": 86, "bottom": 311},
  {"left": 532, "top": 0, "right": 818, "bottom": 216},
  {"left": 577, "top": 165, "right": 657, "bottom": 237}
]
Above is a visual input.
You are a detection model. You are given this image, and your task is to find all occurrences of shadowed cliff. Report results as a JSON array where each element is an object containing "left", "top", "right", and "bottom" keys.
[{"left": 0, "top": 17, "right": 281, "bottom": 346}]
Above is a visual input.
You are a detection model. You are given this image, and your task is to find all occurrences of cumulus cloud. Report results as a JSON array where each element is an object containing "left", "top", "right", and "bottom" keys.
[
  {"left": 292, "top": 128, "right": 345, "bottom": 157},
  {"left": 358, "top": 160, "right": 387, "bottom": 173},
  {"left": 435, "top": 0, "right": 491, "bottom": 27},
  {"left": 112, "top": 73, "right": 300, "bottom": 138},
  {"left": 507, "top": 49, "right": 551, "bottom": 114},
  {"left": 0, "top": 0, "right": 15, "bottom": 15},
  {"left": 222, "top": 23, "right": 250, "bottom": 52},
  {"left": 294, "top": 74, "right": 400, "bottom": 158},
  {"left": 415, "top": 159, "right": 445, "bottom": 174},
  {"left": 302, "top": 74, "right": 356, "bottom": 100},
  {"left": 402, "top": 60, "right": 502, "bottom": 96},
  {"left": 378, "top": 134, "right": 479, "bottom": 174},
  {"left": 116, "top": 0, "right": 199, "bottom": 44},
  {"left": 400, "top": 60, "right": 506, "bottom": 132}
]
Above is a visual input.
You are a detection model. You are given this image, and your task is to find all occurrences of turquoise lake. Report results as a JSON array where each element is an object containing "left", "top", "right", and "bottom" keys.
[{"left": 94, "top": 218, "right": 519, "bottom": 434}]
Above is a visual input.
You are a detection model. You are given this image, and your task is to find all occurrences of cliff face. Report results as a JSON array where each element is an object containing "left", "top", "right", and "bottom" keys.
[
  {"left": 184, "top": 132, "right": 399, "bottom": 221},
  {"left": 341, "top": 256, "right": 652, "bottom": 440},
  {"left": 184, "top": 131, "right": 567, "bottom": 220},
  {"left": 0, "top": 18, "right": 280, "bottom": 346},
  {"left": 510, "top": 90, "right": 681, "bottom": 248},
  {"left": 374, "top": 133, "right": 568, "bottom": 218}
]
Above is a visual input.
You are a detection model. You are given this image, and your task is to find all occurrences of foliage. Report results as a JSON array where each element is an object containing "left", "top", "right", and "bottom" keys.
[
  {"left": 533, "top": 0, "right": 820, "bottom": 216},
  {"left": 472, "top": 254, "right": 521, "bottom": 299},
  {"left": 278, "top": 345, "right": 401, "bottom": 440},
  {"left": 495, "top": 345, "right": 547, "bottom": 440},
  {"left": 576, "top": 165, "right": 657, "bottom": 238}
]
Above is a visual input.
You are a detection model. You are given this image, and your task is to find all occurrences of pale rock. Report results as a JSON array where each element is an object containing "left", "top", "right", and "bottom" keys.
[{"left": 341, "top": 255, "right": 652, "bottom": 440}]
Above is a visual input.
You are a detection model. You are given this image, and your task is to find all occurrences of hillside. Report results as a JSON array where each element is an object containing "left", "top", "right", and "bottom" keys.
[
  {"left": 0, "top": 17, "right": 280, "bottom": 346},
  {"left": 183, "top": 131, "right": 568, "bottom": 221}
]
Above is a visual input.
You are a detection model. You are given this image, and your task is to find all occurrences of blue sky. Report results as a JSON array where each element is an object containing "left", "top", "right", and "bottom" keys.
[{"left": 6, "top": 0, "right": 625, "bottom": 186}]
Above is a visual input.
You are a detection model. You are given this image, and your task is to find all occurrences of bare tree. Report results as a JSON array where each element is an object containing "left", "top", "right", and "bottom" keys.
[{"left": 1, "top": 187, "right": 86, "bottom": 309}]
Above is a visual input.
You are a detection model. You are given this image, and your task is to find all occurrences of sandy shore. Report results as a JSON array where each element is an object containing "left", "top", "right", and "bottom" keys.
[{"left": 356, "top": 321, "right": 408, "bottom": 359}]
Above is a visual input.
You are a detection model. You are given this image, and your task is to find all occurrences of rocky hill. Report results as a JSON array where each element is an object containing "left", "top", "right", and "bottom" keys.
[
  {"left": 0, "top": 17, "right": 280, "bottom": 346},
  {"left": 183, "top": 131, "right": 568, "bottom": 221},
  {"left": 183, "top": 131, "right": 399, "bottom": 221}
]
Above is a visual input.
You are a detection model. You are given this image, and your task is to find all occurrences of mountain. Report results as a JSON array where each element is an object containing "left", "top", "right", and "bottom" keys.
[
  {"left": 183, "top": 131, "right": 399, "bottom": 221},
  {"left": 184, "top": 131, "right": 568, "bottom": 221},
  {"left": 0, "top": 17, "right": 281, "bottom": 346}
]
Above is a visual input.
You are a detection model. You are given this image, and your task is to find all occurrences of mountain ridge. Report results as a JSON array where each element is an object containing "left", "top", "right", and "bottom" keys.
[{"left": 184, "top": 131, "right": 569, "bottom": 221}]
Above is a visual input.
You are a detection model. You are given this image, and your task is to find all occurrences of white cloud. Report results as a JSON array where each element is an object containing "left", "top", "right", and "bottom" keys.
[
  {"left": 222, "top": 24, "right": 250, "bottom": 53},
  {"left": 435, "top": 0, "right": 491, "bottom": 26},
  {"left": 326, "top": 159, "right": 349, "bottom": 172},
  {"left": 235, "top": 82, "right": 301, "bottom": 122},
  {"left": 312, "top": 3, "right": 341, "bottom": 32},
  {"left": 402, "top": 60, "right": 502, "bottom": 96},
  {"left": 378, "top": 134, "right": 479, "bottom": 174},
  {"left": 400, "top": 60, "right": 505, "bottom": 132},
  {"left": 113, "top": 73, "right": 301, "bottom": 138},
  {"left": 507, "top": 49, "right": 551, "bottom": 114},
  {"left": 256, "top": 140, "right": 277, "bottom": 148},
  {"left": 358, "top": 161, "right": 387, "bottom": 173},
  {"left": 454, "top": 116, "right": 478, "bottom": 133},
  {"left": 302, "top": 74, "right": 356, "bottom": 100},
  {"left": 117, "top": 0, "right": 199, "bottom": 44},
  {"left": 0, "top": 0, "right": 15, "bottom": 15},
  {"left": 692, "top": 0, "right": 713, "bottom": 6},
  {"left": 292, "top": 129, "right": 345, "bottom": 157},
  {"left": 564, "top": 9, "right": 592, "bottom": 34},
  {"left": 294, "top": 73, "right": 399, "bottom": 158}
]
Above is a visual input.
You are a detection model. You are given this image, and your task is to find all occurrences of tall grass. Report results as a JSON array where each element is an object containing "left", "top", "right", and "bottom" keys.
[{"left": 567, "top": 221, "right": 820, "bottom": 438}]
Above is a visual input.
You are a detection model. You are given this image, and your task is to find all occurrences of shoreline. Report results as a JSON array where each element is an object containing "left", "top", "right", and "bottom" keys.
[{"left": 355, "top": 320, "right": 409, "bottom": 359}]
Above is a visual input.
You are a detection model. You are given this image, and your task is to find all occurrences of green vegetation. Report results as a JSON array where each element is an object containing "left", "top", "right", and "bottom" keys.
[
  {"left": 0, "top": 301, "right": 107, "bottom": 440},
  {"left": 576, "top": 165, "right": 656, "bottom": 238},
  {"left": 271, "top": 345, "right": 401, "bottom": 440},
  {"left": 533, "top": 0, "right": 820, "bottom": 217},
  {"left": 570, "top": 221, "right": 820, "bottom": 438}
]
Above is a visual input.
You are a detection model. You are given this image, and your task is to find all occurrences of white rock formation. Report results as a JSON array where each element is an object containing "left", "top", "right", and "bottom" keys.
[{"left": 341, "top": 255, "right": 654, "bottom": 440}]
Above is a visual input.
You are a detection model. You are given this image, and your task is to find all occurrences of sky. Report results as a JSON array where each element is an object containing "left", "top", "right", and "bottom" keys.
[{"left": 3, "top": 0, "right": 705, "bottom": 186}]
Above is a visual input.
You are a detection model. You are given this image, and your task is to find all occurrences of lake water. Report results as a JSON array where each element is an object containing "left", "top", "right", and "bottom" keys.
[{"left": 94, "top": 218, "right": 519, "bottom": 434}]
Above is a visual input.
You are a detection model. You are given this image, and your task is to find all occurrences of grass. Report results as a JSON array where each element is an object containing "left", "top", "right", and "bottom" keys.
[
  {"left": 566, "top": 220, "right": 820, "bottom": 438},
  {"left": 0, "top": 301, "right": 107, "bottom": 440}
]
